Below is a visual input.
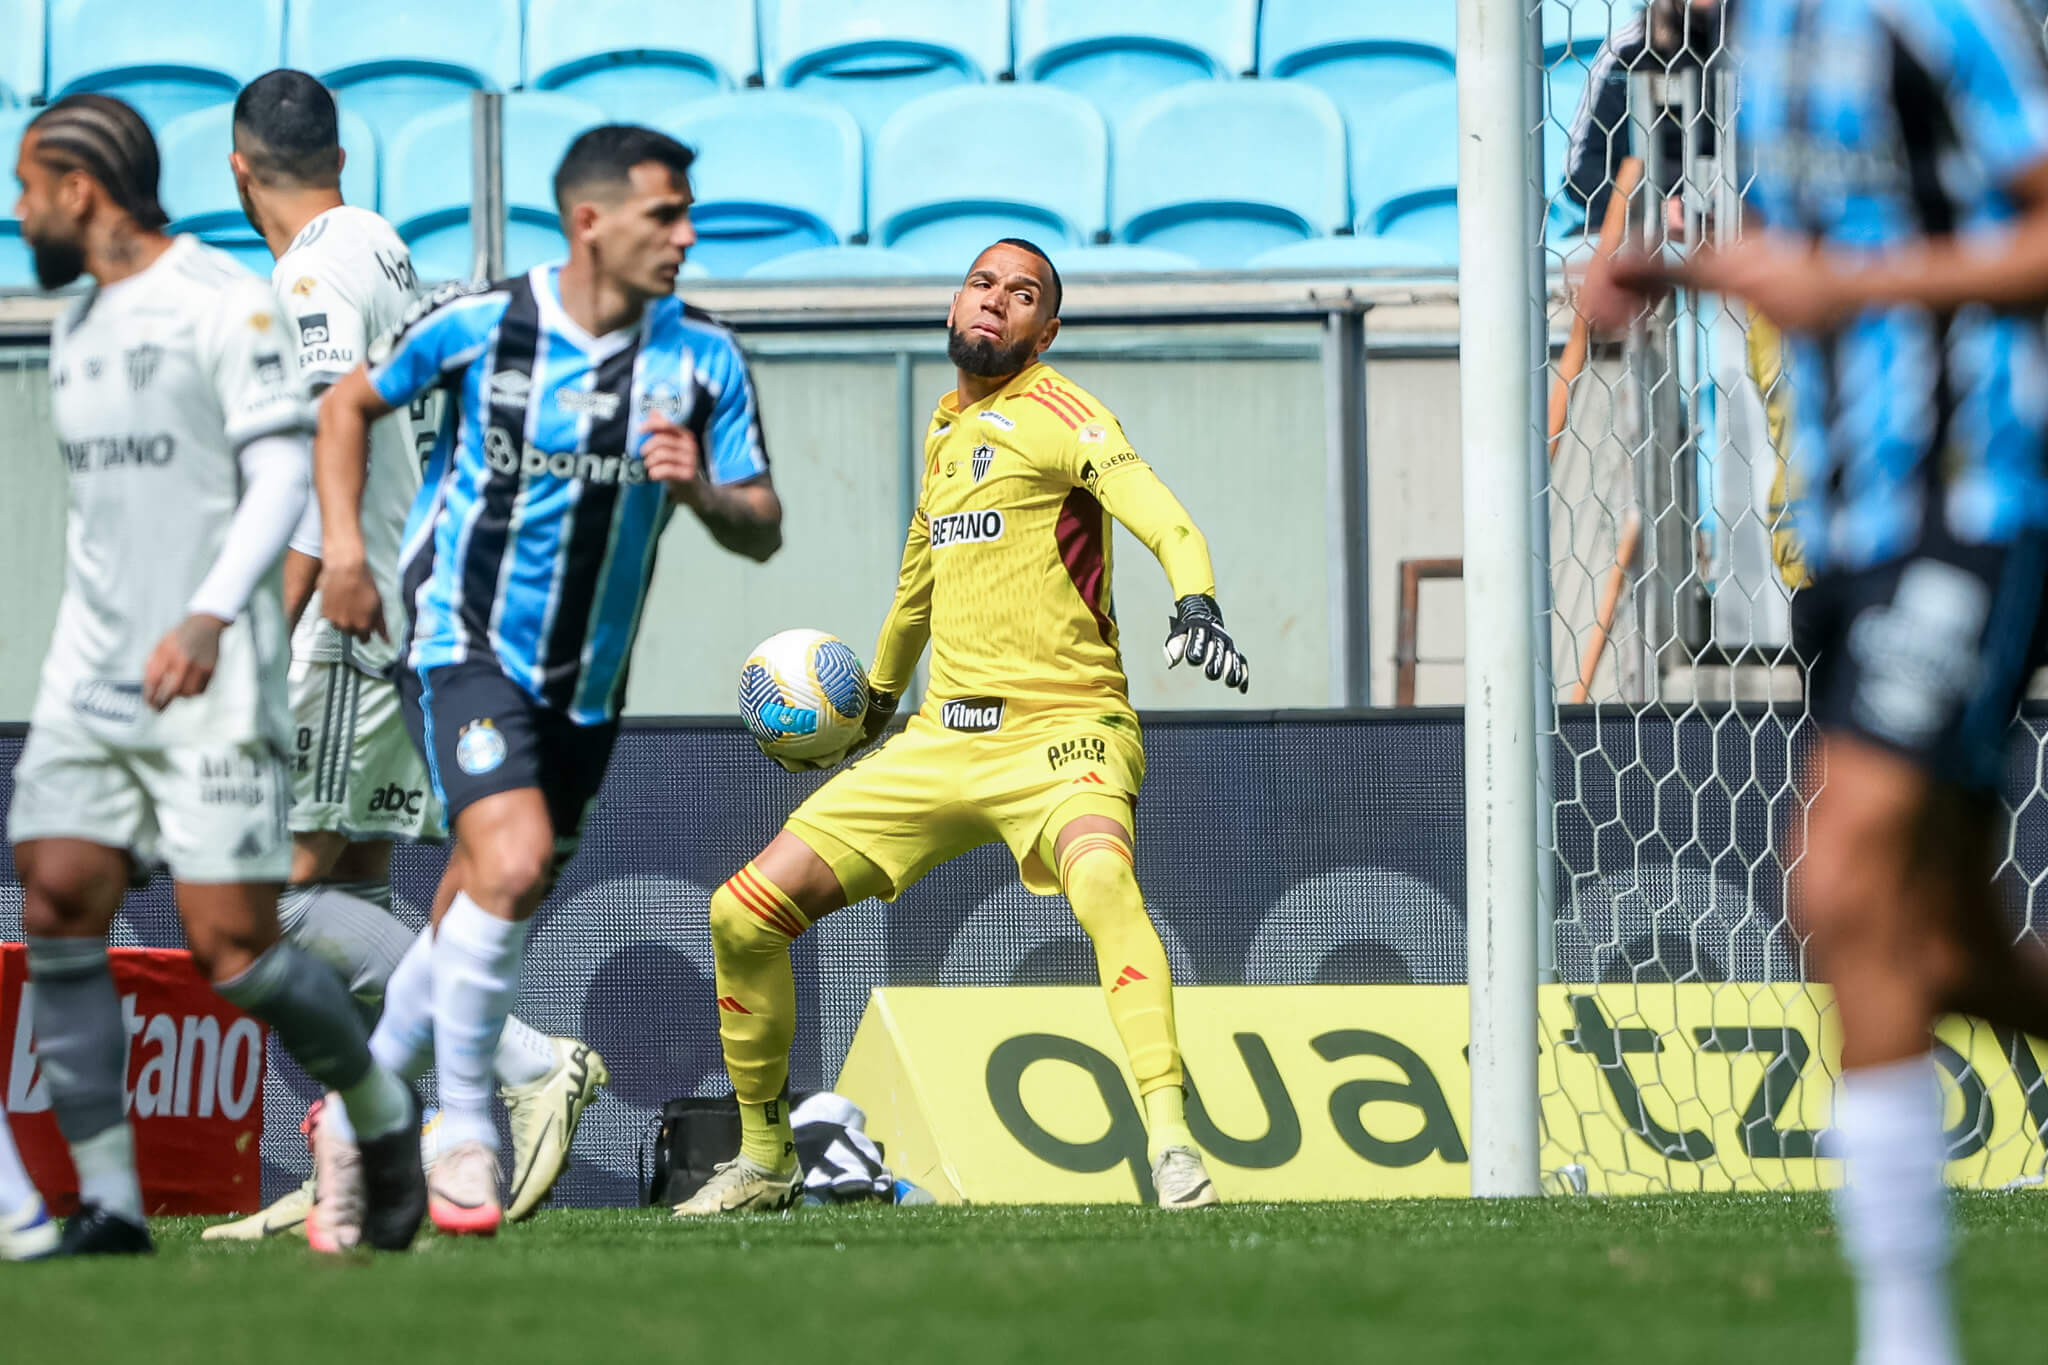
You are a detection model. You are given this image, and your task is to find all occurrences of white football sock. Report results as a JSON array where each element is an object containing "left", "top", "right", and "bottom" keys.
[
  {"left": 369, "top": 931, "right": 436, "bottom": 1082},
  {"left": 432, "top": 893, "right": 529, "bottom": 1152},
  {"left": 0, "top": 1118, "right": 41, "bottom": 1216},
  {"left": 69, "top": 1124, "right": 143, "bottom": 1225},
  {"left": 1834, "top": 1054, "right": 1960, "bottom": 1365},
  {"left": 495, "top": 1017, "right": 558, "bottom": 1090}
]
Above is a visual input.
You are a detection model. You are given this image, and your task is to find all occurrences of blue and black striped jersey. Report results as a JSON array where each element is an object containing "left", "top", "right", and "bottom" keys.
[
  {"left": 369, "top": 265, "right": 769, "bottom": 723},
  {"left": 1741, "top": 0, "right": 2048, "bottom": 573}
]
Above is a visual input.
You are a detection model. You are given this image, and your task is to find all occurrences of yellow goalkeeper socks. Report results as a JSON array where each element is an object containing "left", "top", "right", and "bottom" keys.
[
  {"left": 1059, "top": 832, "right": 1190, "bottom": 1158},
  {"left": 1143, "top": 1084, "right": 1196, "bottom": 1158},
  {"left": 710, "top": 863, "right": 808, "bottom": 1172}
]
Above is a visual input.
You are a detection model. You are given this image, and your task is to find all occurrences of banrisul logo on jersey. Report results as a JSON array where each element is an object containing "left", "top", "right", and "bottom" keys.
[
  {"left": 482, "top": 428, "right": 648, "bottom": 486},
  {"left": 930, "top": 510, "right": 1005, "bottom": 548}
]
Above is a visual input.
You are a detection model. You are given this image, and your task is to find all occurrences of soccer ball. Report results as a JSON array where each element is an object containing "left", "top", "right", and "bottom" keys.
[{"left": 739, "top": 628, "right": 871, "bottom": 764}]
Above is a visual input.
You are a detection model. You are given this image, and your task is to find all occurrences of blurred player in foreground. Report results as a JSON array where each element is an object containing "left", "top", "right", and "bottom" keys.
[
  {"left": 6, "top": 94, "right": 424, "bottom": 1256},
  {"left": 204, "top": 69, "right": 605, "bottom": 1244},
  {"left": 1583, "top": 2, "right": 2048, "bottom": 1361},
  {"left": 317, "top": 124, "right": 780, "bottom": 1236},
  {"left": 677, "top": 239, "right": 1247, "bottom": 1216}
]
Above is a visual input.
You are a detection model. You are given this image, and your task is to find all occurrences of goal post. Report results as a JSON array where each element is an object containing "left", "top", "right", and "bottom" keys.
[{"left": 1458, "top": 0, "right": 1544, "bottom": 1198}]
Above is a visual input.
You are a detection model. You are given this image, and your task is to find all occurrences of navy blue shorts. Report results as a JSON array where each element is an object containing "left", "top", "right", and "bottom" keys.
[
  {"left": 397, "top": 660, "right": 619, "bottom": 852},
  {"left": 1794, "top": 529, "right": 2048, "bottom": 793}
]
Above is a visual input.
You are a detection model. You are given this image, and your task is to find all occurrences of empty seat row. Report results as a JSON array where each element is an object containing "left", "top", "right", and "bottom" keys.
[
  {"left": 0, "top": 2, "right": 1644, "bottom": 145},
  {"left": 3, "top": 78, "right": 1475, "bottom": 289}
]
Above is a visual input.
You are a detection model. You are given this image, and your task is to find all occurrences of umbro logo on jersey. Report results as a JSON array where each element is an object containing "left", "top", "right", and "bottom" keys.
[
  {"left": 488, "top": 370, "right": 533, "bottom": 407},
  {"left": 977, "top": 409, "right": 1015, "bottom": 430},
  {"left": 929, "top": 509, "right": 1004, "bottom": 548},
  {"left": 557, "top": 388, "right": 622, "bottom": 421},
  {"left": 940, "top": 697, "right": 1005, "bottom": 733},
  {"left": 971, "top": 443, "right": 995, "bottom": 482},
  {"left": 123, "top": 343, "right": 162, "bottom": 392},
  {"left": 297, "top": 313, "right": 330, "bottom": 346}
]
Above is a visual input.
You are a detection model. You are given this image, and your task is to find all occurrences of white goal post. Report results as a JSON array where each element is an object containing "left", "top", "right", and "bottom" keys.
[{"left": 1458, "top": 0, "right": 1544, "bottom": 1198}]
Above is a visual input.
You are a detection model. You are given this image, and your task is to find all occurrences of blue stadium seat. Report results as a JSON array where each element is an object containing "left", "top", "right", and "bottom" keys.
[
  {"left": 288, "top": 0, "right": 522, "bottom": 155},
  {"left": 1013, "top": 0, "right": 1255, "bottom": 121},
  {"left": 159, "top": 105, "right": 379, "bottom": 248},
  {"left": 663, "top": 93, "right": 863, "bottom": 278},
  {"left": 385, "top": 92, "right": 606, "bottom": 282},
  {"left": 48, "top": 0, "right": 284, "bottom": 132},
  {"left": 1112, "top": 83, "right": 1347, "bottom": 267},
  {"left": 762, "top": 0, "right": 1008, "bottom": 138},
  {"left": 1258, "top": 0, "right": 1456, "bottom": 120},
  {"left": 742, "top": 245, "right": 938, "bottom": 280},
  {"left": 0, "top": 107, "right": 34, "bottom": 288},
  {"left": 1354, "top": 83, "right": 1457, "bottom": 249},
  {"left": 1049, "top": 244, "right": 1199, "bottom": 273},
  {"left": 1, "top": 0, "right": 44, "bottom": 104},
  {"left": 1249, "top": 235, "right": 1453, "bottom": 271},
  {"left": 872, "top": 87, "right": 1105, "bottom": 274},
  {"left": 527, "top": 0, "right": 757, "bottom": 121}
]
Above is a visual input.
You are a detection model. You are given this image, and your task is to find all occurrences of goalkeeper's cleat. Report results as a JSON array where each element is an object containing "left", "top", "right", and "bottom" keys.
[
  {"left": 1150, "top": 1146, "right": 1220, "bottom": 1209},
  {"left": 34, "top": 1203, "right": 154, "bottom": 1258},
  {"left": 307, "top": 1095, "right": 364, "bottom": 1254},
  {"left": 0, "top": 1193, "right": 61, "bottom": 1261},
  {"left": 670, "top": 1156, "right": 803, "bottom": 1217},
  {"left": 428, "top": 1139, "right": 502, "bottom": 1237},
  {"left": 203, "top": 1178, "right": 312, "bottom": 1242},
  {"left": 501, "top": 1038, "right": 608, "bottom": 1222}
]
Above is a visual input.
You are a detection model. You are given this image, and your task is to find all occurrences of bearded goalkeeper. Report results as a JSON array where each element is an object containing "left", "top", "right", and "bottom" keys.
[{"left": 676, "top": 239, "right": 1247, "bottom": 1215}]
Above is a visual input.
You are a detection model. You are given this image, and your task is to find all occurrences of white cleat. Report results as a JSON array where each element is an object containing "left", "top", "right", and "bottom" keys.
[
  {"left": 428, "top": 1139, "right": 502, "bottom": 1237},
  {"left": 671, "top": 1157, "right": 803, "bottom": 1217},
  {"left": 307, "top": 1095, "right": 365, "bottom": 1253},
  {"left": 202, "top": 1178, "right": 313, "bottom": 1242},
  {"left": 502, "top": 1038, "right": 607, "bottom": 1222},
  {"left": 0, "top": 1194, "right": 61, "bottom": 1261},
  {"left": 1151, "top": 1146, "right": 1220, "bottom": 1209}
]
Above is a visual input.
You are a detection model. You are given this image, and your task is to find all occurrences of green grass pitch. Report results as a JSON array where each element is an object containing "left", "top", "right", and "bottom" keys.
[{"left": 5, "top": 1195, "right": 2046, "bottom": 1362}]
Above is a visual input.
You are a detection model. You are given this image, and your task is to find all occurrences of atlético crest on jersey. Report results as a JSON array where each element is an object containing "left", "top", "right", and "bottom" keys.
[
  {"left": 971, "top": 443, "right": 995, "bottom": 483},
  {"left": 124, "top": 343, "right": 162, "bottom": 393}
]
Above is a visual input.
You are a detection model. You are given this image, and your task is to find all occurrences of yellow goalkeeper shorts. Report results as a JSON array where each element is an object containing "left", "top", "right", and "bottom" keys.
[{"left": 785, "top": 701, "right": 1145, "bottom": 899}]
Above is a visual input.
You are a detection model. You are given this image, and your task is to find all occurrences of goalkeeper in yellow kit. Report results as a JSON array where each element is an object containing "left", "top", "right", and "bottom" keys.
[{"left": 675, "top": 239, "right": 1248, "bottom": 1215}]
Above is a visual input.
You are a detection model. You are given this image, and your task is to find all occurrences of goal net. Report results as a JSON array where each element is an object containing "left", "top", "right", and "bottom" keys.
[{"left": 1517, "top": 0, "right": 2048, "bottom": 1194}]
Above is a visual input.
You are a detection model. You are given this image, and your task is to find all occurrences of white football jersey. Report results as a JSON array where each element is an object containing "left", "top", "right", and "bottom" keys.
[
  {"left": 272, "top": 205, "right": 425, "bottom": 673},
  {"left": 36, "top": 235, "right": 313, "bottom": 750}
]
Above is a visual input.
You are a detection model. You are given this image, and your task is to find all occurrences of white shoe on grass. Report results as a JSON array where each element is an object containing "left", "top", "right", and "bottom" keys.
[
  {"left": 671, "top": 1157, "right": 803, "bottom": 1217},
  {"left": 1151, "top": 1146, "right": 1219, "bottom": 1209},
  {"left": 0, "top": 1193, "right": 61, "bottom": 1260},
  {"left": 502, "top": 1038, "right": 607, "bottom": 1222}
]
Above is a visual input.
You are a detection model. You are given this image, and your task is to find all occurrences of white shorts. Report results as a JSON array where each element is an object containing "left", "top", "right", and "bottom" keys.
[
  {"left": 288, "top": 658, "right": 441, "bottom": 842},
  {"left": 6, "top": 721, "right": 293, "bottom": 883}
]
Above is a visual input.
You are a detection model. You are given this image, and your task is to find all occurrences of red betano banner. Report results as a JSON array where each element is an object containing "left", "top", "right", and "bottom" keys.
[{"left": 1, "top": 944, "right": 264, "bottom": 1215}]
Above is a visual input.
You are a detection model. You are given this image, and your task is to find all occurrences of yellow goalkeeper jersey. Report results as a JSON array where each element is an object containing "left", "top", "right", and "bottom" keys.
[{"left": 868, "top": 361, "right": 1217, "bottom": 718}]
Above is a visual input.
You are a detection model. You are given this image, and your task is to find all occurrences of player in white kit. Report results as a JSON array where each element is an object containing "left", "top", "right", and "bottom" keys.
[
  {"left": 0, "top": 1118, "right": 58, "bottom": 1260},
  {"left": 5, "top": 94, "right": 425, "bottom": 1255},
  {"left": 198, "top": 71, "right": 606, "bottom": 1243}
]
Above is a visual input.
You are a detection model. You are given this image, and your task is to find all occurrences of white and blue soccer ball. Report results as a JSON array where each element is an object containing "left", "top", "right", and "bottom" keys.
[{"left": 738, "top": 628, "right": 870, "bottom": 764}]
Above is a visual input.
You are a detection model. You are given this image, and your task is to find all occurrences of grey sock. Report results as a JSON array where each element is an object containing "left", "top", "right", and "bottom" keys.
[
  {"left": 24, "top": 937, "right": 127, "bottom": 1142},
  {"left": 214, "top": 941, "right": 373, "bottom": 1095},
  {"left": 277, "top": 882, "right": 413, "bottom": 1026}
]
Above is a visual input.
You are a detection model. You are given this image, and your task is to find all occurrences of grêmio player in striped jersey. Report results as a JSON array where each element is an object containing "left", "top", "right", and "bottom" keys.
[{"left": 310, "top": 124, "right": 781, "bottom": 1240}]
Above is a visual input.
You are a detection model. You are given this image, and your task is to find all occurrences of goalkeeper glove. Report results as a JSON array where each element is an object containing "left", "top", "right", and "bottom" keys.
[
  {"left": 1164, "top": 595, "right": 1250, "bottom": 693},
  {"left": 766, "top": 686, "right": 900, "bottom": 773}
]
